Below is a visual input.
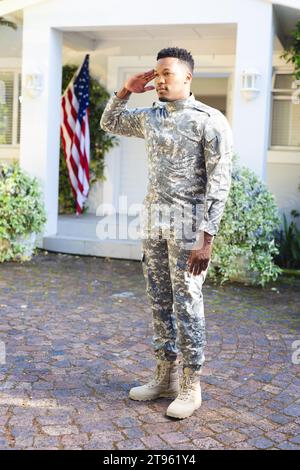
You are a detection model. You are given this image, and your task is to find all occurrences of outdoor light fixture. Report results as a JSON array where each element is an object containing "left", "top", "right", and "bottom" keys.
[
  {"left": 241, "top": 68, "right": 261, "bottom": 101},
  {"left": 24, "top": 72, "right": 44, "bottom": 98}
]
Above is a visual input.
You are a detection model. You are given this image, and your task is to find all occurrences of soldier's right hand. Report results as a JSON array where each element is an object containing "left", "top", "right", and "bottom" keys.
[{"left": 124, "top": 69, "right": 156, "bottom": 93}]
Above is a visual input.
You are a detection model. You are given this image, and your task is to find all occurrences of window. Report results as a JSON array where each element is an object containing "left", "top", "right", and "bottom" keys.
[
  {"left": 0, "top": 71, "right": 21, "bottom": 146},
  {"left": 271, "top": 72, "right": 300, "bottom": 148}
]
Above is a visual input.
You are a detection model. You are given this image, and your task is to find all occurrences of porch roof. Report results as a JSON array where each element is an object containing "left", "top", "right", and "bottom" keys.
[
  {"left": 0, "top": 0, "right": 46, "bottom": 16},
  {"left": 1, "top": 0, "right": 300, "bottom": 50}
]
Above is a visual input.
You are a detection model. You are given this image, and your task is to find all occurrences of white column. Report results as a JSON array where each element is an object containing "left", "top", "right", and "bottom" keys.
[
  {"left": 19, "top": 13, "right": 62, "bottom": 235},
  {"left": 231, "top": 4, "right": 275, "bottom": 180}
]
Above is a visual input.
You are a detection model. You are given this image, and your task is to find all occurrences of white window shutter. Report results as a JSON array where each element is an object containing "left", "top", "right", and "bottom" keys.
[
  {"left": 271, "top": 72, "right": 300, "bottom": 148},
  {"left": 0, "top": 72, "right": 14, "bottom": 145}
]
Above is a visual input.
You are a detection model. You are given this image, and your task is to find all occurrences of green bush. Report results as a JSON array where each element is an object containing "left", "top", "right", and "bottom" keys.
[
  {"left": 59, "top": 65, "right": 118, "bottom": 214},
  {"left": 274, "top": 210, "right": 300, "bottom": 269},
  {"left": 207, "top": 154, "right": 283, "bottom": 287},
  {"left": 0, "top": 162, "right": 46, "bottom": 262},
  {"left": 280, "top": 19, "right": 300, "bottom": 80}
]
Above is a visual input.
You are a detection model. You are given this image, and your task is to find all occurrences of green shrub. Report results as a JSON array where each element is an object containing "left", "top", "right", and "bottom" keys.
[
  {"left": 207, "top": 154, "right": 283, "bottom": 287},
  {"left": 0, "top": 162, "right": 46, "bottom": 262}
]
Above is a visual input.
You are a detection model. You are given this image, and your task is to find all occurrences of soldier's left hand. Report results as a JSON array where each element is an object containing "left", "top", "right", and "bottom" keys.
[{"left": 187, "top": 243, "right": 213, "bottom": 276}]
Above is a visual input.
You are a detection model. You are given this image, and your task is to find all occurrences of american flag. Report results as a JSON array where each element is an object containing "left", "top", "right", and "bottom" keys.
[{"left": 61, "top": 54, "right": 90, "bottom": 215}]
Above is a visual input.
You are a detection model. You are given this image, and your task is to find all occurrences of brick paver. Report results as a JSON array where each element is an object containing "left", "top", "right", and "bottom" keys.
[{"left": 0, "top": 250, "right": 299, "bottom": 450}]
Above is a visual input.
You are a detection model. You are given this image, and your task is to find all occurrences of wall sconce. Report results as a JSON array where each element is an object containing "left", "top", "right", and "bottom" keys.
[
  {"left": 241, "top": 68, "right": 261, "bottom": 101},
  {"left": 24, "top": 72, "right": 44, "bottom": 98}
]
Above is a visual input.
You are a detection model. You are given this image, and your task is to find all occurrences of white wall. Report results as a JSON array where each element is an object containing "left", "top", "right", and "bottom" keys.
[
  {"left": 266, "top": 163, "right": 300, "bottom": 229},
  {"left": 19, "top": 12, "right": 63, "bottom": 235}
]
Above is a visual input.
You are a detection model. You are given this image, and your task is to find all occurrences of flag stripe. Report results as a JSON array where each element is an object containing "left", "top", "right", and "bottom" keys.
[{"left": 60, "top": 54, "right": 90, "bottom": 214}]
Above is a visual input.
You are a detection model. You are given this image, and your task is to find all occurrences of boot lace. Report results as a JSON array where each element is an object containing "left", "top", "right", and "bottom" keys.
[
  {"left": 148, "top": 362, "right": 169, "bottom": 388},
  {"left": 177, "top": 373, "right": 198, "bottom": 401}
]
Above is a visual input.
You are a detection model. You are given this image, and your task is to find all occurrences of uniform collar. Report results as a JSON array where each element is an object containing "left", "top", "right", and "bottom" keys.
[{"left": 153, "top": 91, "right": 196, "bottom": 112}]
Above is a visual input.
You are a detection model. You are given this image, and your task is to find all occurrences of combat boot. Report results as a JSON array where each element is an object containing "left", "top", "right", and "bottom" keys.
[
  {"left": 129, "top": 358, "right": 180, "bottom": 401},
  {"left": 166, "top": 367, "right": 202, "bottom": 419}
]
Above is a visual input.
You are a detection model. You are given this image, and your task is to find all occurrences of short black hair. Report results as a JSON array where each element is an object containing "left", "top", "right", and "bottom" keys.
[{"left": 156, "top": 47, "right": 194, "bottom": 73}]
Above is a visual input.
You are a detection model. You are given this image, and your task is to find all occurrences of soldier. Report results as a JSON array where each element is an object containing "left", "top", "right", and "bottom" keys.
[{"left": 100, "top": 47, "right": 233, "bottom": 419}]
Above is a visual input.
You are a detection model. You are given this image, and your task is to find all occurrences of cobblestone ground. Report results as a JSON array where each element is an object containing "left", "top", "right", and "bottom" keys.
[{"left": 0, "top": 250, "right": 299, "bottom": 450}]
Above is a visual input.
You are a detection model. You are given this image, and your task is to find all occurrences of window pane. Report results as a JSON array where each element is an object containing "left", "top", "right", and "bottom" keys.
[
  {"left": 274, "top": 74, "right": 294, "bottom": 89},
  {"left": 271, "top": 99, "right": 300, "bottom": 146},
  {"left": 0, "top": 72, "right": 14, "bottom": 145},
  {"left": 290, "top": 101, "right": 300, "bottom": 146}
]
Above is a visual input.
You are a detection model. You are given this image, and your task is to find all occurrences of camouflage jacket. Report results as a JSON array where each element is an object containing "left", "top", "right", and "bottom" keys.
[{"left": 100, "top": 91, "right": 233, "bottom": 238}]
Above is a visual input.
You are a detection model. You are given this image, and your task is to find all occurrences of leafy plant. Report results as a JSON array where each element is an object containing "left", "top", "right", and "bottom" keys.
[
  {"left": 207, "top": 154, "right": 282, "bottom": 287},
  {"left": 274, "top": 210, "right": 300, "bottom": 269},
  {"left": 59, "top": 65, "right": 118, "bottom": 214},
  {"left": 0, "top": 162, "right": 46, "bottom": 262},
  {"left": 0, "top": 17, "right": 17, "bottom": 30}
]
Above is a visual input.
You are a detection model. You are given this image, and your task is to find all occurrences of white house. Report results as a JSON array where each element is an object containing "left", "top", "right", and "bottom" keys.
[{"left": 0, "top": 0, "right": 300, "bottom": 260}]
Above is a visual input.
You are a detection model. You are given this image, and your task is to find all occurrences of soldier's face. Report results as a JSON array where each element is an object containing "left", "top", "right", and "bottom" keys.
[{"left": 154, "top": 57, "right": 192, "bottom": 101}]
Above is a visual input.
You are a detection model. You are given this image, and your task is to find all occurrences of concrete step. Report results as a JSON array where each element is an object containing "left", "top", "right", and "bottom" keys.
[{"left": 38, "top": 214, "right": 142, "bottom": 261}]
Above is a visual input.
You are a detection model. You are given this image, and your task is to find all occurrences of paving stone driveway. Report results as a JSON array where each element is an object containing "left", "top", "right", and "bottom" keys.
[{"left": 0, "top": 250, "right": 299, "bottom": 450}]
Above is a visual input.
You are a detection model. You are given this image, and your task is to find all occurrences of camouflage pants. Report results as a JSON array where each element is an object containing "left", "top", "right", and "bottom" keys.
[{"left": 141, "top": 235, "right": 210, "bottom": 371}]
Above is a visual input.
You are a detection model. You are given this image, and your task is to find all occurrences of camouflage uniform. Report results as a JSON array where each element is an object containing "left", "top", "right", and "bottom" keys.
[{"left": 100, "top": 91, "right": 233, "bottom": 370}]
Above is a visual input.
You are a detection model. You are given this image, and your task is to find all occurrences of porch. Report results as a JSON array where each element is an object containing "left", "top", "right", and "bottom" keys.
[
  {"left": 1, "top": 0, "right": 300, "bottom": 259},
  {"left": 39, "top": 214, "right": 142, "bottom": 260}
]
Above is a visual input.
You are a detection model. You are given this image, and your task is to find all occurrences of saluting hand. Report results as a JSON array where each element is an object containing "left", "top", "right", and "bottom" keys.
[{"left": 124, "top": 69, "right": 156, "bottom": 94}]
